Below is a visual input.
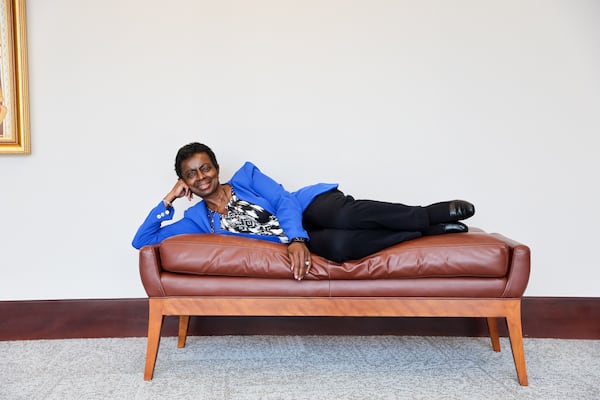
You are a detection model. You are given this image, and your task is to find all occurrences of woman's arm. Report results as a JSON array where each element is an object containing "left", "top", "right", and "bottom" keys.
[
  {"left": 232, "top": 162, "right": 312, "bottom": 279},
  {"left": 132, "top": 180, "right": 207, "bottom": 249}
]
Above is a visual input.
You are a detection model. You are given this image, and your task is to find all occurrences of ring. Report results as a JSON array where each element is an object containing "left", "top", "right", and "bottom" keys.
[{"left": 305, "top": 260, "right": 310, "bottom": 266}]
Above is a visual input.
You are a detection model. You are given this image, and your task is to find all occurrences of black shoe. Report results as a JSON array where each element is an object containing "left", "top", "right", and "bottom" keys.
[
  {"left": 426, "top": 200, "right": 475, "bottom": 224},
  {"left": 424, "top": 222, "right": 469, "bottom": 236},
  {"left": 442, "top": 221, "right": 468, "bottom": 233},
  {"left": 449, "top": 200, "right": 475, "bottom": 221}
]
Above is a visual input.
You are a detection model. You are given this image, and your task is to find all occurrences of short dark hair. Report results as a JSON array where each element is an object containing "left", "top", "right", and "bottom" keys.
[{"left": 174, "top": 142, "right": 219, "bottom": 178}]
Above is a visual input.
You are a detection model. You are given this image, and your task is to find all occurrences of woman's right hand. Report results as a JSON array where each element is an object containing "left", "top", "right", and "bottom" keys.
[{"left": 164, "top": 179, "right": 193, "bottom": 205}]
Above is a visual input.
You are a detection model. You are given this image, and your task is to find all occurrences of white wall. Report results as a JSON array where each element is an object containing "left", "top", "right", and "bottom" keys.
[{"left": 1, "top": 0, "right": 598, "bottom": 300}]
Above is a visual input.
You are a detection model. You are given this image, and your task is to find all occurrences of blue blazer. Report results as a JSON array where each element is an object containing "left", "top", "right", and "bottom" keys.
[{"left": 132, "top": 162, "right": 337, "bottom": 249}]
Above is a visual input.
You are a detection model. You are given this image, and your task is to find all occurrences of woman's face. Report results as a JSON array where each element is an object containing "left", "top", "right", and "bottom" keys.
[{"left": 180, "top": 152, "right": 220, "bottom": 198}]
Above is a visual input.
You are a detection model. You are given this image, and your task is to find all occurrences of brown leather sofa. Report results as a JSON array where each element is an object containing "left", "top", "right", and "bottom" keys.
[{"left": 139, "top": 228, "right": 530, "bottom": 384}]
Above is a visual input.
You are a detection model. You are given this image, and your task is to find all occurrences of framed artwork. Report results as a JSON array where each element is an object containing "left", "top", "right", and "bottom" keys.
[{"left": 0, "top": 0, "right": 29, "bottom": 154}]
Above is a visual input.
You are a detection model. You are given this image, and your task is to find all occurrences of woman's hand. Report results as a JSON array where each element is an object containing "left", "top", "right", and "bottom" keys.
[
  {"left": 288, "top": 242, "right": 312, "bottom": 281},
  {"left": 164, "top": 179, "right": 193, "bottom": 205}
]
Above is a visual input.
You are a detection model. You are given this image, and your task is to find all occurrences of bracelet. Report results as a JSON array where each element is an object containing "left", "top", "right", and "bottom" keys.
[{"left": 290, "top": 237, "right": 307, "bottom": 244}]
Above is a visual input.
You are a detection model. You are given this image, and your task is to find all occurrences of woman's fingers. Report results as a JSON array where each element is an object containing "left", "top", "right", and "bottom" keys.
[{"left": 288, "top": 242, "right": 311, "bottom": 280}]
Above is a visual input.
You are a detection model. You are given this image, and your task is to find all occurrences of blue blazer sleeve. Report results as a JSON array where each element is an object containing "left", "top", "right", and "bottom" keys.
[{"left": 131, "top": 201, "right": 208, "bottom": 249}]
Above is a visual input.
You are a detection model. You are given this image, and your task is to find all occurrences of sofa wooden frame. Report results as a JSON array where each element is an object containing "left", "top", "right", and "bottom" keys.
[{"left": 144, "top": 296, "right": 528, "bottom": 385}]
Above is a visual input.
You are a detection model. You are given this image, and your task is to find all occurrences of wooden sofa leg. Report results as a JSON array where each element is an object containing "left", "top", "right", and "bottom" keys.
[
  {"left": 144, "top": 299, "right": 164, "bottom": 381},
  {"left": 506, "top": 302, "right": 529, "bottom": 386},
  {"left": 486, "top": 317, "right": 501, "bottom": 352},
  {"left": 178, "top": 316, "right": 190, "bottom": 348}
]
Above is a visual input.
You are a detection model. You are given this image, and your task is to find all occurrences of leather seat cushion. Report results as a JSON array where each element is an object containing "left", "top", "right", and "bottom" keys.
[{"left": 158, "top": 231, "right": 510, "bottom": 280}]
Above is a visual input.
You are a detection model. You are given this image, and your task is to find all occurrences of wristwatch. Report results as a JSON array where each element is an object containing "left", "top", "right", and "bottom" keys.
[{"left": 290, "top": 237, "right": 308, "bottom": 244}]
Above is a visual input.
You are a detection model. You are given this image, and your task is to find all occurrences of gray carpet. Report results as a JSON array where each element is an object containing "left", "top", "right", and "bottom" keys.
[{"left": 1, "top": 335, "right": 598, "bottom": 399}]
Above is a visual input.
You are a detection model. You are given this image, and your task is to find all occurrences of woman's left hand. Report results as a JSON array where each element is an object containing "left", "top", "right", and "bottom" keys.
[{"left": 288, "top": 242, "right": 312, "bottom": 280}]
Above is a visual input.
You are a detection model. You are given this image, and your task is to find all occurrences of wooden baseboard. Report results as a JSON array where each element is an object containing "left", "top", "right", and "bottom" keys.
[{"left": 0, "top": 297, "right": 597, "bottom": 341}]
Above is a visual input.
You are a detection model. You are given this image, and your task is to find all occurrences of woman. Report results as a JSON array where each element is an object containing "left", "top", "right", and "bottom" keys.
[{"left": 132, "top": 142, "right": 475, "bottom": 280}]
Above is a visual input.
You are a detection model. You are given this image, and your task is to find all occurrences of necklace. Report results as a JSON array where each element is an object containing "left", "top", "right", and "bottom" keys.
[
  {"left": 207, "top": 185, "right": 231, "bottom": 233},
  {"left": 206, "top": 185, "right": 229, "bottom": 213}
]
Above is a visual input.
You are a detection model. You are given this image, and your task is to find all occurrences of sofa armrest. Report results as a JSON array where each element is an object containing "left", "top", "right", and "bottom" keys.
[
  {"left": 491, "top": 233, "right": 531, "bottom": 298},
  {"left": 139, "top": 245, "right": 167, "bottom": 297}
]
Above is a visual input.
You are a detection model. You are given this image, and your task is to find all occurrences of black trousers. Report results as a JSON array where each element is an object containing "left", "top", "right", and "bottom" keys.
[{"left": 302, "top": 189, "right": 430, "bottom": 263}]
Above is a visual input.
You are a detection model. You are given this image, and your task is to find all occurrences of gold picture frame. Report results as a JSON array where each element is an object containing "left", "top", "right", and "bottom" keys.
[{"left": 0, "top": 0, "right": 29, "bottom": 154}]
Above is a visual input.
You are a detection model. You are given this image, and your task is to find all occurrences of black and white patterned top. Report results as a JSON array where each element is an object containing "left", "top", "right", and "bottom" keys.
[{"left": 208, "top": 188, "right": 289, "bottom": 243}]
